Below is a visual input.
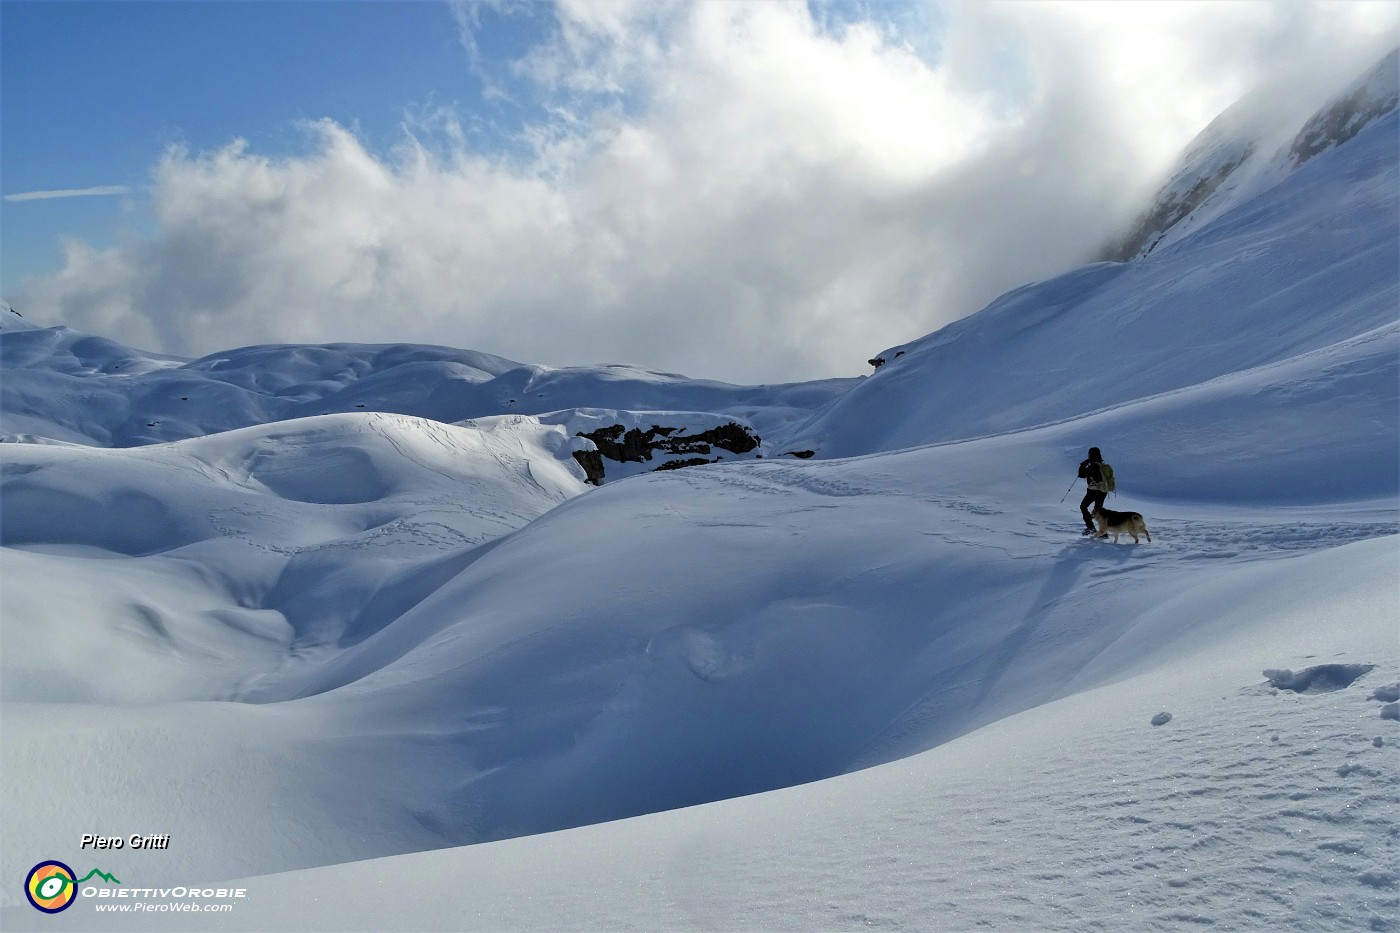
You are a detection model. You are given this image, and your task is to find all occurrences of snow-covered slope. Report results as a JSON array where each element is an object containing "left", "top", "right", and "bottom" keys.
[
  {"left": 2, "top": 54, "right": 1398, "bottom": 933},
  {"left": 782, "top": 102, "right": 1398, "bottom": 458},
  {"left": 49, "top": 535, "right": 1397, "bottom": 932},
  {"left": 1100, "top": 48, "right": 1398, "bottom": 264}
]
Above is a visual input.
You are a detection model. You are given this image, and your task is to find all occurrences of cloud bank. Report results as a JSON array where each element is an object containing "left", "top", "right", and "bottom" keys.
[{"left": 15, "top": 1, "right": 1398, "bottom": 383}]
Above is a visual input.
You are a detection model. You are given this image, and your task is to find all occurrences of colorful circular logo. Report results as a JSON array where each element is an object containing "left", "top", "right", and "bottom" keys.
[{"left": 25, "top": 861, "right": 77, "bottom": 913}]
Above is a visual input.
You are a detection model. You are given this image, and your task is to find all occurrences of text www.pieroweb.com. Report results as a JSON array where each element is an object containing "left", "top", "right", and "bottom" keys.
[{"left": 87, "top": 886, "right": 246, "bottom": 912}]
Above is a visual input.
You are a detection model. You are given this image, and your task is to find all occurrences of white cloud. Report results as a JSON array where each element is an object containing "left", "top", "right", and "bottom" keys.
[
  {"left": 16, "top": 1, "right": 1399, "bottom": 383},
  {"left": 5, "top": 186, "right": 129, "bottom": 202}
]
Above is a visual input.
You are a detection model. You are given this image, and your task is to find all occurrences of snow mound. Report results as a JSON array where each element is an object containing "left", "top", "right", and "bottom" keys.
[{"left": 1, "top": 412, "right": 588, "bottom": 705}]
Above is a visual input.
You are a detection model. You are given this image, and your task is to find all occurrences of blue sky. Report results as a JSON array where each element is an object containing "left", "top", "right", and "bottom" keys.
[
  {"left": 2, "top": 1, "right": 1395, "bottom": 382},
  {"left": 2, "top": 1, "right": 523, "bottom": 285}
]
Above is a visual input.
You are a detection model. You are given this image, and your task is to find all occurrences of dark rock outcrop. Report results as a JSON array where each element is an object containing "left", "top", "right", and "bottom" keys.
[
  {"left": 1098, "top": 144, "right": 1254, "bottom": 263},
  {"left": 653, "top": 457, "right": 718, "bottom": 472},
  {"left": 571, "top": 448, "right": 606, "bottom": 485},
  {"left": 578, "top": 424, "right": 652, "bottom": 463},
  {"left": 572, "top": 421, "right": 761, "bottom": 485},
  {"left": 686, "top": 422, "right": 759, "bottom": 456},
  {"left": 1289, "top": 74, "right": 1398, "bottom": 167}
]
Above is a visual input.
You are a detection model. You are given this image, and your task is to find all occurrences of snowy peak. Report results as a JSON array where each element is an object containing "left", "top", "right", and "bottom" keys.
[{"left": 1100, "top": 48, "right": 1399, "bottom": 263}]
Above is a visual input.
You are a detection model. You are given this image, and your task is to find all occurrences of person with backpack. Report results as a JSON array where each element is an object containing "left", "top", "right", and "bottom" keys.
[{"left": 1077, "top": 447, "right": 1115, "bottom": 535}]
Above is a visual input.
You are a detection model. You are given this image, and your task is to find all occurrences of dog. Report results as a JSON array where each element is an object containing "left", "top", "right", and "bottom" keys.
[{"left": 1091, "top": 506, "right": 1151, "bottom": 543}]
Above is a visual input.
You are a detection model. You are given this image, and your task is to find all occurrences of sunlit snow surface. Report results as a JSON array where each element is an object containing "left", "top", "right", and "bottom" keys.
[{"left": 2, "top": 91, "right": 1397, "bottom": 932}]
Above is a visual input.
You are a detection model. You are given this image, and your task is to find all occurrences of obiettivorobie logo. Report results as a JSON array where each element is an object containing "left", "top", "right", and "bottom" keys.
[
  {"left": 24, "top": 859, "right": 248, "bottom": 916},
  {"left": 24, "top": 860, "right": 121, "bottom": 913}
]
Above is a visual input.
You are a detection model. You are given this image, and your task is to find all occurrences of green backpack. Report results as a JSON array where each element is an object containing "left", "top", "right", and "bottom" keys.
[{"left": 1100, "top": 462, "right": 1116, "bottom": 494}]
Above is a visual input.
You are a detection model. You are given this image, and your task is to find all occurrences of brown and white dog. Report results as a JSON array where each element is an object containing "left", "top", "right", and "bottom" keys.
[{"left": 1091, "top": 506, "right": 1152, "bottom": 543}]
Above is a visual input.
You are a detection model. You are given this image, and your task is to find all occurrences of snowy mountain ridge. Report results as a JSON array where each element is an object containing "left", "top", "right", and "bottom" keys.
[
  {"left": 789, "top": 85, "right": 1397, "bottom": 459},
  {"left": 1100, "top": 47, "right": 1398, "bottom": 264},
  {"left": 0, "top": 324, "right": 853, "bottom": 452}
]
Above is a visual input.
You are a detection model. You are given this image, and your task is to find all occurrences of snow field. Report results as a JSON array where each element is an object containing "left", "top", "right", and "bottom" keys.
[{"left": 23, "top": 535, "right": 1393, "bottom": 932}]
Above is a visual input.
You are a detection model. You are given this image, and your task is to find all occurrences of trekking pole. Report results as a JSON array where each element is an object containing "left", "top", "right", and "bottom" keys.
[{"left": 1059, "top": 477, "right": 1077, "bottom": 503}]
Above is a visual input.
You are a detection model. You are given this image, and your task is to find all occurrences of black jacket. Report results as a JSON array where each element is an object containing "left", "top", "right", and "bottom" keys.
[{"left": 1079, "top": 458, "right": 1113, "bottom": 492}]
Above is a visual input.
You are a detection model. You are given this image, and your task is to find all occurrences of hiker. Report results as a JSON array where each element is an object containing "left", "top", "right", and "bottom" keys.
[{"left": 1077, "top": 447, "right": 1114, "bottom": 535}]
